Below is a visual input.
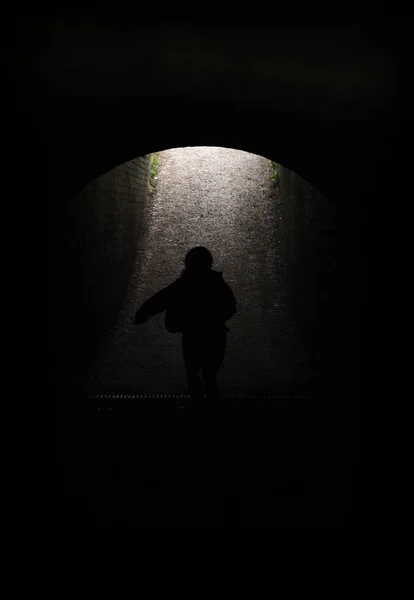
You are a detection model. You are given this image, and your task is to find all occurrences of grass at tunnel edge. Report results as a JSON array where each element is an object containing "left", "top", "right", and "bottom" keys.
[
  {"left": 148, "top": 152, "right": 160, "bottom": 193},
  {"left": 269, "top": 160, "right": 279, "bottom": 187}
]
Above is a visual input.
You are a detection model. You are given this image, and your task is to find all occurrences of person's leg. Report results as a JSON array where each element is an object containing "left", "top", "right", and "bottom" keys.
[
  {"left": 182, "top": 334, "right": 203, "bottom": 403},
  {"left": 202, "top": 329, "right": 227, "bottom": 401}
]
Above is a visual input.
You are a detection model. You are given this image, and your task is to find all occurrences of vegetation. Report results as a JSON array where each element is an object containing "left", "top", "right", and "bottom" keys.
[
  {"left": 269, "top": 160, "right": 279, "bottom": 187},
  {"left": 148, "top": 152, "right": 160, "bottom": 193}
]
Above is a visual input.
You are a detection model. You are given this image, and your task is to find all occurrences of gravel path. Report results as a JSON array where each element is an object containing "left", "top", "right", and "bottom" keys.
[{"left": 83, "top": 147, "right": 316, "bottom": 396}]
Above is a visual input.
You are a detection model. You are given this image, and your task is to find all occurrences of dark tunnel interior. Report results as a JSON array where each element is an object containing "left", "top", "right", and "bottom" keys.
[{"left": 7, "top": 12, "right": 406, "bottom": 527}]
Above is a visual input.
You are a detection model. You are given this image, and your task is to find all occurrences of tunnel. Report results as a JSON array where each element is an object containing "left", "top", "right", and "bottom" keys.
[
  {"left": 10, "top": 14, "right": 405, "bottom": 527},
  {"left": 54, "top": 144, "right": 339, "bottom": 401}
]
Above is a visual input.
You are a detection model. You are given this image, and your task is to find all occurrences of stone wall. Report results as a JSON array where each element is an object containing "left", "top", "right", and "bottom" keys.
[
  {"left": 279, "top": 165, "right": 339, "bottom": 371},
  {"left": 50, "top": 156, "right": 151, "bottom": 383}
]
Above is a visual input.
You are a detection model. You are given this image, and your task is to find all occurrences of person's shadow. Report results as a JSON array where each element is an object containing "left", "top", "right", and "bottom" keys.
[{"left": 134, "top": 246, "right": 236, "bottom": 413}]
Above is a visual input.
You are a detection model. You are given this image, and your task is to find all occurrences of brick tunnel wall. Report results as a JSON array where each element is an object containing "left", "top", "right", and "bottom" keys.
[
  {"left": 51, "top": 156, "right": 151, "bottom": 384},
  {"left": 279, "top": 165, "right": 339, "bottom": 375}
]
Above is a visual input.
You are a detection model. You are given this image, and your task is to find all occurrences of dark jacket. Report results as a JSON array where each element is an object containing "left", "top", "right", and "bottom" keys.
[{"left": 135, "top": 269, "right": 237, "bottom": 334}]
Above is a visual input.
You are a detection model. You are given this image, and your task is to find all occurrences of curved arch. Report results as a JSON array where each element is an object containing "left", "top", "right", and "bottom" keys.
[{"left": 72, "top": 125, "right": 336, "bottom": 204}]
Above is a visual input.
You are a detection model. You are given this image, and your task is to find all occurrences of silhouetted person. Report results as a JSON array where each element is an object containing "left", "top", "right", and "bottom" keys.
[{"left": 134, "top": 246, "right": 236, "bottom": 411}]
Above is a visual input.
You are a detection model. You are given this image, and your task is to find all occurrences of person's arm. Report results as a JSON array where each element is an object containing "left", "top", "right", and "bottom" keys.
[{"left": 134, "top": 283, "right": 174, "bottom": 324}]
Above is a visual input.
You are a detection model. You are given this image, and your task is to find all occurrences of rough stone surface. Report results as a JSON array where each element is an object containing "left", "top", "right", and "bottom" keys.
[
  {"left": 279, "top": 165, "right": 338, "bottom": 364},
  {"left": 51, "top": 155, "right": 151, "bottom": 380},
  {"left": 82, "top": 147, "right": 317, "bottom": 396}
]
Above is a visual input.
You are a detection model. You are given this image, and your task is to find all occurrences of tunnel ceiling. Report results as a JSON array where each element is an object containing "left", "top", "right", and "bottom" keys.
[{"left": 9, "top": 16, "right": 403, "bottom": 202}]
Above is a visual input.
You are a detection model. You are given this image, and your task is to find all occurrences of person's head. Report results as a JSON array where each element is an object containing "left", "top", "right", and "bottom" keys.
[{"left": 184, "top": 246, "right": 213, "bottom": 272}]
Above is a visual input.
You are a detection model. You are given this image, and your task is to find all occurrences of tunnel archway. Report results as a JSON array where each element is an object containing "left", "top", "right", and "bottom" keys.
[
  {"left": 50, "top": 141, "right": 340, "bottom": 402},
  {"left": 52, "top": 142, "right": 352, "bottom": 528},
  {"left": 54, "top": 121, "right": 352, "bottom": 209}
]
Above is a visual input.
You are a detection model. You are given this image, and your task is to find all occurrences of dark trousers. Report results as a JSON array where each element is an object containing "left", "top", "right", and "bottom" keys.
[{"left": 182, "top": 327, "right": 227, "bottom": 401}]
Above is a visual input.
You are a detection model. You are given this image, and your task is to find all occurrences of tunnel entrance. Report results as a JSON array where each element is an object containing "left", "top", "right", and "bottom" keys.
[
  {"left": 56, "top": 146, "right": 343, "bottom": 527},
  {"left": 75, "top": 146, "right": 326, "bottom": 404},
  {"left": 38, "top": 16, "right": 372, "bottom": 527}
]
